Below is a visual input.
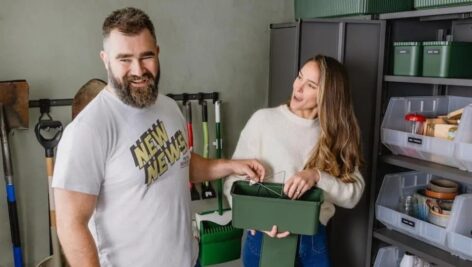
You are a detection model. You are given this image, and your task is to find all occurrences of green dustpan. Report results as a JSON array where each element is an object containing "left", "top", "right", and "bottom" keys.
[
  {"left": 198, "top": 100, "right": 243, "bottom": 266},
  {"left": 231, "top": 181, "right": 324, "bottom": 267}
]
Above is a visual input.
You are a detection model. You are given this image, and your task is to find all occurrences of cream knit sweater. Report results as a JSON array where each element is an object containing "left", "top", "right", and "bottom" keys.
[{"left": 223, "top": 105, "right": 365, "bottom": 226}]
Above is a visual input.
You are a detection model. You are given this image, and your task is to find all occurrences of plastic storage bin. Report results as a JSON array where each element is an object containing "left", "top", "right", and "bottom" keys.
[
  {"left": 381, "top": 96, "right": 472, "bottom": 171},
  {"left": 198, "top": 219, "right": 243, "bottom": 266},
  {"left": 376, "top": 171, "right": 472, "bottom": 254},
  {"left": 422, "top": 41, "right": 472, "bottom": 78},
  {"left": 231, "top": 181, "right": 323, "bottom": 267},
  {"left": 231, "top": 181, "right": 323, "bottom": 235},
  {"left": 376, "top": 172, "right": 450, "bottom": 250},
  {"left": 294, "top": 0, "right": 413, "bottom": 19},
  {"left": 446, "top": 194, "right": 472, "bottom": 261},
  {"left": 393, "top": 42, "right": 423, "bottom": 76},
  {"left": 373, "top": 246, "right": 402, "bottom": 267},
  {"left": 454, "top": 104, "right": 472, "bottom": 172},
  {"left": 415, "top": 0, "right": 472, "bottom": 9}
]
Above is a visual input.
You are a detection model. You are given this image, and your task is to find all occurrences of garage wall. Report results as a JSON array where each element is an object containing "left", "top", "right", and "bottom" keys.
[{"left": 0, "top": 0, "right": 293, "bottom": 266}]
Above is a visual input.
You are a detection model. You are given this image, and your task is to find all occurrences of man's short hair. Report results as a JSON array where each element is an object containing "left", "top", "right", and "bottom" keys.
[{"left": 102, "top": 7, "right": 156, "bottom": 41}]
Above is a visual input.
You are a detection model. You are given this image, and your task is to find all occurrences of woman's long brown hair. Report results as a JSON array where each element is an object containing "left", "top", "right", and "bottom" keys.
[{"left": 301, "top": 55, "right": 363, "bottom": 183}]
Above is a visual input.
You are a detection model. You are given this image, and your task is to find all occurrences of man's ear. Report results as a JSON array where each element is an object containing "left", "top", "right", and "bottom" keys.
[
  {"left": 156, "top": 45, "right": 160, "bottom": 56},
  {"left": 100, "top": 50, "right": 109, "bottom": 71}
]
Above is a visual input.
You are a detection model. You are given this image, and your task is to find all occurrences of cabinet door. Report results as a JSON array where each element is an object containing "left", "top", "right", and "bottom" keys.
[
  {"left": 299, "top": 19, "right": 386, "bottom": 267},
  {"left": 268, "top": 22, "right": 299, "bottom": 107}
]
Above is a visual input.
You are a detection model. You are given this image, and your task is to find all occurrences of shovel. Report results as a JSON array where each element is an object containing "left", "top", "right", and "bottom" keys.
[
  {"left": 0, "top": 80, "right": 29, "bottom": 267},
  {"left": 71, "top": 79, "right": 106, "bottom": 119},
  {"left": 0, "top": 105, "right": 24, "bottom": 267},
  {"left": 35, "top": 119, "right": 64, "bottom": 267},
  {"left": 35, "top": 78, "right": 105, "bottom": 266}
]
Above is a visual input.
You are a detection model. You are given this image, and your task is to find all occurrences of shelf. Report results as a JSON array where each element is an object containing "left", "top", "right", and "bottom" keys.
[
  {"left": 384, "top": 75, "right": 472, "bottom": 87},
  {"left": 379, "top": 5, "right": 472, "bottom": 20},
  {"left": 382, "top": 155, "right": 472, "bottom": 184},
  {"left": 373, "top": 228, "right": 471, "bottom": 267}
]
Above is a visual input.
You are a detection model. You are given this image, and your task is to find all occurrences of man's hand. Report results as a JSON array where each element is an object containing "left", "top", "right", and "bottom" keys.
[
  {"left": 190, "top": 153, "right": 265, "bottom": 183},
  {"left": 283, "top": 169, "right": 319, "bottom": 199},
  {"left": 228, "top": 159, "right": 265, "bottom": 183}
]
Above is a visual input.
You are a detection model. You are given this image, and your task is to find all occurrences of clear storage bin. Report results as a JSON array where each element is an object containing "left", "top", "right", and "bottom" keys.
[
  {"left": 376, "top": 172, "right": 449, "bottom": 250},
  {"left": 381, "top": 96, "right": 472, "bottom": 171},
  {"left": 446, "top": 194, "right": 472, "bottom": 261},
  {"left": 373, "top": 246, "right": 402, "bottom": 267},
  {"left": 376, "top": 171, "right": 472, "bottom": 256},
  {"left": 454, "top": 104, "right": 472, "bottom": 172}
]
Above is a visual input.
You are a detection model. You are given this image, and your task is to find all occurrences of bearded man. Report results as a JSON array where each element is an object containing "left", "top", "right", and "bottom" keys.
[{"left": 52, "top": 7, "right": 265, "bottom": 267}]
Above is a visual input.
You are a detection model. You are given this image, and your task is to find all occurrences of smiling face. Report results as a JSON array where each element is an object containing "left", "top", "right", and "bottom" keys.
[
  {"left": 100, "top": 28, "right": 160, "bottom": 108},
  {"left": 289, "top": 60, "right": 321, "bottom": 119}
]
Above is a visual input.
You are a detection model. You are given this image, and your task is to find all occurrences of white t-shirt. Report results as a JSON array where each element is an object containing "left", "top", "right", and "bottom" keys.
[
  {"left": 224, "top": 105, "right": 365, "bottom": 226},
  {"left": 53, "top": 90, "right": 196, "bottom": 267}
]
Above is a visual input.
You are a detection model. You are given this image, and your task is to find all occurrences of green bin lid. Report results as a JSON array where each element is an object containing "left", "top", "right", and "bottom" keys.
[
  {"left": 393, "top": 42, "right": 421, "bottom": 46},
  {"left": 422, "top": 41, "right": 472, "bottom": 46}
]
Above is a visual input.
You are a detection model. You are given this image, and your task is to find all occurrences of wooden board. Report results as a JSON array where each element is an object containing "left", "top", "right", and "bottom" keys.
[{"left": 0, "top": 80, "right": 29, "bottom": 129}]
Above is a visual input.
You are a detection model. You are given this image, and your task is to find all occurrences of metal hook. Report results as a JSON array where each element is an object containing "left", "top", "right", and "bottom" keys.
[{"left": 38, "top": 112, "right": 53, "bottom": 122}]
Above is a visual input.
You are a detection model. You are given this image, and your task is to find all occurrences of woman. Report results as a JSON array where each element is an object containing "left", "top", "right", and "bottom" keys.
[{"left": 224, "top": 55, "right": 365, "bottom": 267}]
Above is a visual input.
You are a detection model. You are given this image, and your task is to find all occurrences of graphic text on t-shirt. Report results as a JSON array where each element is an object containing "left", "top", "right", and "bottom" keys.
[{"left": 130, "top": 120, "right": 188, "bottom": 185}]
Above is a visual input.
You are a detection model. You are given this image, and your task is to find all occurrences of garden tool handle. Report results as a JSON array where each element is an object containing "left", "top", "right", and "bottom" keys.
[
  {"left": 0, "top": 104, "right": 24, "bottom": 267},
  {"left": 214, "top": 101, "right": 224, "bottom": 214},
  {"left": 201, "top": 100, "right": 208, "bottom": 123},
  {"left": 34, "top": 120, "right": 63, "bottom": 157},
  {"left": 185, "top": 102, "right": 193, "bottom": 149}
]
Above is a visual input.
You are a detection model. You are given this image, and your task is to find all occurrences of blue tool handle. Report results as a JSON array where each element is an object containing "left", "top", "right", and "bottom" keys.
[
  {"left": 13, "top": 246, "right": 23, "bottom": 267},
  {"left": 6, "top": 184, "right": 23, "bottom": 267}
]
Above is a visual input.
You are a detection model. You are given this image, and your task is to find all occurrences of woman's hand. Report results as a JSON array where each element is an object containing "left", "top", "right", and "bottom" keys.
[
  {"left": 249, "top": 225, "right": 290, "bottom": 238},
  {"left": 284, "top": 169, "right": 320, "bottom": 199}
]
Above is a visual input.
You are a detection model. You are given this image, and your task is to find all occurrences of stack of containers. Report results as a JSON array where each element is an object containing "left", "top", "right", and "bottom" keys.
[
  {"left": 375, "top": 171, "right": 472, "bottom": 260},
  {"left": 294, "top": 0, "right": 413, "bottom": 19},
  {"left": 381, "top": 96, "right": 472, "bottom": 171},
  {"left": 392, "top": 41, "right": 472, "bottom": 78},
  {"left": 415, "top": 0, "right": 472, "bottom": 9}
]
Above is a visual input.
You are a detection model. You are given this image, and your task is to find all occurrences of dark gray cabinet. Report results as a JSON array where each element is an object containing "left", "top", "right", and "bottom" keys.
[
  {"left": 269, "top": 19, "right": 386, "bottom": 267},
  {"left": 268, "top": 23, "right": 299, "bottom": 107}
]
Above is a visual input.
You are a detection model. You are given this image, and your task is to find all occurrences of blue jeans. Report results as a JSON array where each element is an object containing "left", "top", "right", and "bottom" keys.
[{"left": 242, "top": 224, "right": 331, "bottom": 267}]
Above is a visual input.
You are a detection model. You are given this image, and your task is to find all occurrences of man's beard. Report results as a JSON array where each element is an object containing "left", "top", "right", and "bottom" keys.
[{"left": 107, "top": 64, "right": 160, "bottom": 108}]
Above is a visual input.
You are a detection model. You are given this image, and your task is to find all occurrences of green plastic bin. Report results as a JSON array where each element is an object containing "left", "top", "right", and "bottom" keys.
[
  {"left": 415, "top": 0, "right": 472, "bottom": 9},
  {"left": 422, "top": 41, "right": 472, "bottom": 78},
  {"left": 198, "top": 214, "right": 243, "bottom": 266},
  {"left": 231, "top": 181, "right": 323, "bottom": 267},
  {"left": 393, "top": 42, "right": 423, "bottom": 76},
  {"left": 295, "top": 0, "right": 413, "bottom": 19}
]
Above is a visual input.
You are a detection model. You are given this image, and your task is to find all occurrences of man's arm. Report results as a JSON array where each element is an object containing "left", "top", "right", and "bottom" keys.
[
  {"left": 54, "top": 188, "right": 100, "bottom": 267},
  {"left": 189, "top": 152, "right": 265, "bottom": 183}
]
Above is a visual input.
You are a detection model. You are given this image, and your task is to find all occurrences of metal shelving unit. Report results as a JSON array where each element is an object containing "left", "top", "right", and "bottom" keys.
[
  {"left": 383, "top": 155, "right": 472, "bottom": 184},
  {"left": 369, "top": 4, "right": 472, "bottom": 267},
  {"left": 384, "top": 75, "right": 472, "bottom": 87},
  {"left": 373, "top": 228, "right": 471, "bottom": 267}
]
